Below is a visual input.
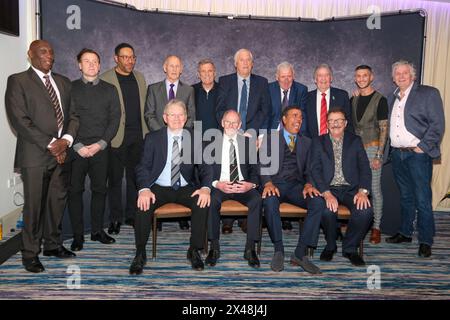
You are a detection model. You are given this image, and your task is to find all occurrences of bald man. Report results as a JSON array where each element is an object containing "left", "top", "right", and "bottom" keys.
[{"left": 5, "top": 40, "right": 79, "bottom": 273}]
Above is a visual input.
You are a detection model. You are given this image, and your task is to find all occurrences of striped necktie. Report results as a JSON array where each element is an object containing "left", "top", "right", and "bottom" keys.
[
  {"left": 171, "top": 136, "right": 181, "bottom": 190},
  {"left": 43, "top": 75, "right": 63, "bottom": 133},
  {"left": 229, "top": 139, "right": 239, "bottom": 183}
]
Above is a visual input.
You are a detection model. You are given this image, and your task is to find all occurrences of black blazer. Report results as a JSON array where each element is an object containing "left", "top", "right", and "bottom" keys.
[
  {"left": 305, "top": 87, "right": 353, "bottom": 138},
  {"left": 310, "top": 132, "right": 371, "bottom": 194},
  {"left": 259, "top": 131, "right": 312, "bottom": 186},
  {"left": 217, "top": 73, "right": 271, "bottom": 131},
  {"left": 135, "top": 127, "right": 212, "bottom": 190},
  {"left": 5, "top": 67, "right": 79, "bottom": 169}
]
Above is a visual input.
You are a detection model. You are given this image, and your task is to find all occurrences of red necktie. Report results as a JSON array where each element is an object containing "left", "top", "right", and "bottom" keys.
[{"left": 319, "top": 92, "right": 327, "bottom": 135}]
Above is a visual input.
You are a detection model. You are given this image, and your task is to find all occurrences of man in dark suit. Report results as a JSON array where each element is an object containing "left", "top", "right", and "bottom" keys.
[
  {"left": 130, "top": 99, "right": 212, "bottom": 275},
  {"left": 260, "top": 105, "right": 322, "bottom": 273},
  {"left": 305, "top": 63, "right": 353, "bottom": 138},
  {"left": 385, "top": 60, "right": 445, "bottom": 258},
  {"left": 309, "top": 108, "right": 373, "bottom": 267},
  {"left": 5, "top": 40, "right": 79, "bottom": 273},
  {"left": 206, "top": 110, "right": 261, "bottom": 268},
  {"left": 218, "top": 48, "right": 271, "bottom": 233}
]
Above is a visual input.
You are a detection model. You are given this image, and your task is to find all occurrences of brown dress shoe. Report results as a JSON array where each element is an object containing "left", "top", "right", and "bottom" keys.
[
  {"left": 222, "top": 224, "right": 233, "bottom": 234},
  {"left": 370, "top": 228, "right": 381, "bottom": 244}
]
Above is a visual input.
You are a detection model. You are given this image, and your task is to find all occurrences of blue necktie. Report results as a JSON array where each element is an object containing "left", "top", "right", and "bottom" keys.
[
  {"left": 169, "top": 83, "right": 175, "bottom": 101},
  {"left": 239, "top": 79, "right": 248, "bottom": 130}
]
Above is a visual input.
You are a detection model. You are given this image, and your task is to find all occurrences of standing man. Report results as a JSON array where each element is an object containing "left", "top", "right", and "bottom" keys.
[
  {"left": 305, "top": 63, "right": 353, "bottom": 138},
  {"left": 268, "top": 61, "right": 308, "bottom": 231},
  {"left": 218, "top": 48, "right": 271, "bottom": 233},
  {"left": 130, "top": 100, "right": 212, "bottom": 274},
  {"left": 193, "top": 59, "right": 223, "bottom": 133},
  {"left": 309, "top": 108, "right": 373, "bottom": 267},
  {"left": 206, "top": 110, "right": 262, "bottom": 268},
  {"left": 68, "top": 48, "right": 120, "bottom": 251},
  {"left": 351, "top": 65, "right": 389, "bottom": 244},
  {"left": 100, "top": 43, "right": 148, "bottom": 235},
  {"left": 5, "top": 40, "right": 79, "bottom": 273},
  {"left": 386, "top": 60, "right": 444, "bottom": 258},
  {"left": 144, "top": 55, "right": 196, "bottom": 230}
]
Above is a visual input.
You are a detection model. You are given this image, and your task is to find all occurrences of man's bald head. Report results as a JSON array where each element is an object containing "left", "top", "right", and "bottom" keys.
[{"left": 28, "top": 40, "right": 54, "bottom": 73}]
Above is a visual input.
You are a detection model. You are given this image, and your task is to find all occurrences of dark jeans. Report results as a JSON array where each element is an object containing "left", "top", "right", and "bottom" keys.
[{"left": 391, "top": 148, "right": 435, "bottom": 245}]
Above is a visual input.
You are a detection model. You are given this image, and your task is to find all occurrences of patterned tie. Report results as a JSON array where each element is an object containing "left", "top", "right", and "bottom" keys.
[
  {"left": 43, "top": 75, "right": 63, "bottom": 133},
  {"left": 239, "top": 79, "right": 248, "bottom": 130},
  {"left": 288, "top": 135, "right": 296, "bottom": 152},
  {"left": 169, "top": 83, "right": 175, "bottom": 100},
  {"left": 171, "top": 136, "right": 181, "bottom": 190},
  {"left": 229, "top": 139, "right": 239, "bottom": 183},
  {"left": 282, "top": 89, "right": 289, "bottom": 109},
  {"left": 320, "top": 92, "right": 328, "bottom": 135}
]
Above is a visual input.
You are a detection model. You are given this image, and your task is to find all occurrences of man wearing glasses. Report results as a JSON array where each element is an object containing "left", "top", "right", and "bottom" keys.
[
  {"left": 100, "top": 43, "right": 148, "bottom": 235},
  {"left": 308, "top": 108, "right": 373, "bottom": 267}
]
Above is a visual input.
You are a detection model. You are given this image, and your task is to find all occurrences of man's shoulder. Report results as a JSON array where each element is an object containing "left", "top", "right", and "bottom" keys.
[
  {"left": 99, "top": 68, "right": 116, "bottom": 81},
  {"left": 268, "top": 81, "right": 279, "bottom": 89},
  {"left": 148, "top": 80, "right": 165, "bottom": 90},
  {"left": 219, "top": 73, "right": 236, "bottom": 82},
  {"left": 52, "top": 72, "right": 71, "bottom": 84},
  {"left": 292, "top": 81, "right": 308, "bottom": 91},
  {"left": 250, "top": 73, "right": 268, "bottom": 84},
  {"left": 331, "top": 86, "right": 349, "bottom": 97}
]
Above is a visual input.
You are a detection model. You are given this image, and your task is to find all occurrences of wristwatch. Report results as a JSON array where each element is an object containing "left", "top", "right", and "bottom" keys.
[{"left": 359, "top": 188, "right": 369, "bottom": 195}]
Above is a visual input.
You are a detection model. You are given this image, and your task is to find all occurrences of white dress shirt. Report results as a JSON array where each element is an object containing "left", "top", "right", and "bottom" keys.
[
  {"left": 212, "top": 134, "right": 244, "bottom": 188},
  {"left": 316, "top": 88, "right": 330, "bottom": 133}
]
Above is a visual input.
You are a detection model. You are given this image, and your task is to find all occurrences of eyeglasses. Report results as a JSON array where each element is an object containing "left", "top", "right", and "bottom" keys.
[
  {"left": 165, "top": 113, "right": 186, "bottom": 119},
  {"left": 118, "top": 55, "right": 137, "bottom": 61},
  {"left": 223, "top": 120, "right": 240, "bottom": 127},
  {"left": 327, "top": 119, "right": 346, "bottom": 125}
]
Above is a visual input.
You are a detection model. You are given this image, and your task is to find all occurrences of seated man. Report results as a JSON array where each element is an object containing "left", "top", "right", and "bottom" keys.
[
  {"left": 130, "top": 99, "right": 212, "bottom": 275},
  {"left": 207, "top": 110, "right": 261, "bottom": 268},
  {"left": 309, "top": 107, "right": 373, "bottom": 267},
  {"left": 260, "top": 105, "right": 322, "bottom": 273}
]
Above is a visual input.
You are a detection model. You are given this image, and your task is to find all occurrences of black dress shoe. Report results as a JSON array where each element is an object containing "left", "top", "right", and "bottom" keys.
[
  {"left": 23, "top": 257, "right": 45, "bottom": 273},
  {"left": 70, "top": 238, "right": 84, "bottom": 252},
  {"left": 244, "top": 249, "right": 260, "bottom": 268},
  {"left": 343, "top": 252, "right": 366, "bottom": 266},
  {"left": 187, "top": 248, "right": 204, "bottom": 271},
  {"left": 108, "top": 221, "right": 121, "bottom": 235},
  {"left": 43, "top": 246, "right": 76, "bottom": 258},
  {"left": 386, "top": 233, "right": 412, "bottom": 244},
  {"left": 418, "top": 244, "right": 432, "bottom": 258},
  {"left": 179, "top": 220, "right": 190, "bottom": 230},
  {"left": 222, "top": 224, "right": 233, "bottom": 234},
  {"left": 124, "top": 218, "right": 135, "bottom": 227},
  {"left": 205, "top": 249, "right": 220, "bottom": 267},
  {"left": 282, "top": 220, "right": 293, "bottom": 230},
  {"left": 320, "top": 249, "right": 336, "bottom": 261},
  {"left": 129, "top": 253, "right": 147, "bottom": 275},
  {"left": 91, "top": 231, "right": 116, "bottom": 244}
]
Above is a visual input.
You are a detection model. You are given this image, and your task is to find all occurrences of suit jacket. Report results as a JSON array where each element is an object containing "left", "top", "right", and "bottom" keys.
[
  {"left": 217, "top": 73, "right": 271, "bottom": 131},
  {"left": 135, "top": 127, "right": 212, "bottom": 190},
  {"left": 268, "top": 80, "right": 308, "bottom": 134},
  {"left": 144, "top": 80, "right": 196, "bottom": 131},
  {"left": 387, "top": 82, "right": 445, "bottom": 159},
  {"left": 210, "top": 134, "right": 259, "bottom": 185},
  {"left": 310, "top": 132, "right": 371, "bottom": 194},
  {"left": 305, "top": 87, "right": 353, "bottom": 138},
  {"left": 259, "top": 131, "right": 312, "bottom": 186},
  {"left": 99, "top": 68, "right": 148, "bottom": 148},
  {"left": 5, "top": 67, "right": 79, "bottom": 169}
]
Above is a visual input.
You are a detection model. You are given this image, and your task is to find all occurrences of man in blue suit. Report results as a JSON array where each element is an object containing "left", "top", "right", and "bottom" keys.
[
  {"left": 130, "top": 99, "right": 212, "bottom": 275},
  {"left": 269, "top": 61, "right": 308, "bottom": 134},
  {"left": 218, "top": 48, "right": 271, "bottom": 233},
  {"left": 385, "top": 60, "right": 445, "bottom": 258},
  {"left": 309, "top": 108, "right": 373, "bottom": 267},
  {"left": 305, "top": 63, "right": 353, "bottom": 138}
]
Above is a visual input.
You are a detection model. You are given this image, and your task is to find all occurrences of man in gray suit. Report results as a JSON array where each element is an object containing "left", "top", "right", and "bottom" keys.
[
  {"left": 5, "top": 40, "right": 79, "bottom": 273},
  {"left": 385, "top": 60, "right": 445, "bottom": 258},
  {"left": 144, "top": 55, "right": 196, "bottom": 230}
]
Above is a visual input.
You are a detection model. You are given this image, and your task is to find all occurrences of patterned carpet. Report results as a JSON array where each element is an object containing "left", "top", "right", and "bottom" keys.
[{"left": 1, "top": 213, "right": 449, "bottom": 300}]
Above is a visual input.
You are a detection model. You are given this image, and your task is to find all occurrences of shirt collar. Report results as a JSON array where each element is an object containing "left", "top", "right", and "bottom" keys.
[
  {"left": 166, "top": 79, "right": 179, "bottom": 87},
  {"left": 283, "top": 129, "right": 297, "bottom": 141},
  {"left": 317, "top": 88, "right": 331, "bottom": 97},
  {"left": 81, "top": 76, "right": 100, "bottom": 85},
  {"left": 32, "top": 66, "right": 52, "bottom": 80},
  {"left": 395, "top": 81, "right": 415, "bottom": 101},
  {"left": 237, "top": 74, "right": 250, "bottom": 82}
]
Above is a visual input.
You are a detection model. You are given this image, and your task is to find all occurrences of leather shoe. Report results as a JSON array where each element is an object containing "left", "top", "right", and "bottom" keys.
[
  {"left": 320, "top": 248, "right": 336, "bottom": 262},
  {"left": 108, "top": 221, "right": 121, "bottom": 235},
  {"left": 43, "top": 246, "right": 76, "bottom": 258},
  {"left": 386, "top": 233, "right": 412, "bottom": 244},
  {"left": 290, "top": 254, "right": 322, "bottom": 274},
  {"left": 23, "top": 257, "right": 45, "bottom": 273},
  {"left": 222, "top": 224, "right": 233, "bottom": 234},
  {"left": 187, "top": 248, "right": 204, "bottom": 271},
  {"left": 244, "top": 249, "right": 260, "bottom": 268},
  {"left": 282, "top": 220, "right": 293, "bottom": 231},
  {"left": 70, "top": 238, "right": 84, "bottom": 252},
  {"left": 129, "top": 253, "right": 147, "bottom": 275},
  {"left": 343, "top": 252, "right": 366, "bottom": 266},
  {"left": 370, "top": 228, "right": 381, "bottom": 244},
  {"left": 205, "top": 249, "right": 220, "bottom": 267},
  {"left": 124, "top": 218, "right": 135, "bottom": 227},
  {"left": 91, "top": 231, "right": 116, "bottom": 244},
  {"left": 179, "top": 220, "right": 190, "bottom": 230},
  {"left": 418, "top": 244, "right": 432, "bottom": 258}
]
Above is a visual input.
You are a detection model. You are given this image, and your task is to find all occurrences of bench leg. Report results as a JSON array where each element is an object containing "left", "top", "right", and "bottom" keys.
[{"left": 152, "top": 216, "right": 157, "bottom": 259}]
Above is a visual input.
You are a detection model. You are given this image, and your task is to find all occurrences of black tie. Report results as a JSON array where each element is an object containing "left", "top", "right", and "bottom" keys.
[{"left": 229, "top": 139, "right": 239, "bottom": 183}]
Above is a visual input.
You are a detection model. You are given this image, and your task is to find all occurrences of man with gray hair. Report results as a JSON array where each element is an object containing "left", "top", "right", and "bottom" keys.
[{"left": 385, "top": 60, "right": 444, "bottom": 258}]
